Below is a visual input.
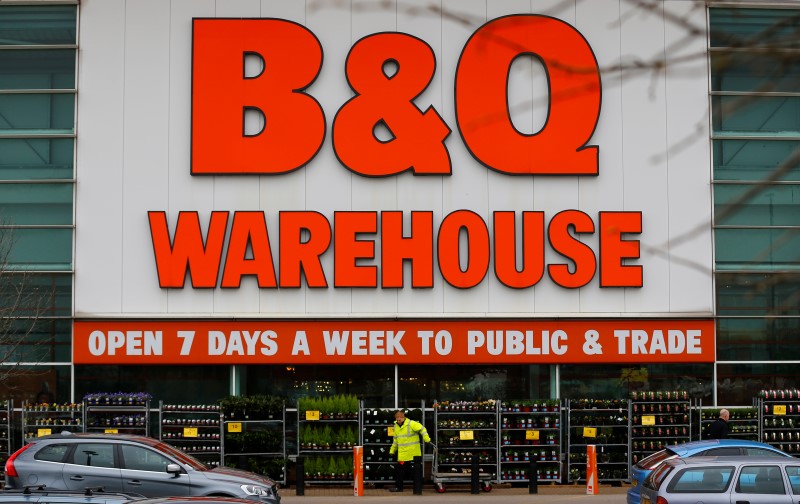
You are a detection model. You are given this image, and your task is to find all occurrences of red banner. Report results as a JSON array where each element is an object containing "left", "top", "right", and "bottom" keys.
[{"left": 73, "top": 319, "right": 714, "bottom": 365}]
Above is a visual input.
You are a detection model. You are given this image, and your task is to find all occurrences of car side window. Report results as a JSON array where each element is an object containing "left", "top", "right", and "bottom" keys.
[
  {"left": 667, "top": 466, "right": 734, "bottom": 493},
  {"left": 784, "top": 466, "right": 800, "bottom": 494},
  {"left": 70, "top": 443, "right": 116, "bottom": 468},
  {"left": 698, "top": 447, "right": 741, "bottom": 456},
  {"left": 746, "top": 447, "right": 787, "bottom": 457},
  {"left": 120, "top": 444, "right": 172, "bottom": 472},
  {"left": 736, "top": 465, "right": 786, "bottom": 495},
  {"left": 34, "top": 444, "right": 70, "bottom": 463}
]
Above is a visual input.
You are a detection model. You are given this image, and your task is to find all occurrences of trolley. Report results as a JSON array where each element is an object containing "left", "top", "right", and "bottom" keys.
[{"left": 430, "top": 444, "right": 493, "bottom": 493}]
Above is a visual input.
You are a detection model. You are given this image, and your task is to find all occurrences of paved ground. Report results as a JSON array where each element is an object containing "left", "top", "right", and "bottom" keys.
[{"left": 280, "top": 483, "right": 629, "bottom": 503}]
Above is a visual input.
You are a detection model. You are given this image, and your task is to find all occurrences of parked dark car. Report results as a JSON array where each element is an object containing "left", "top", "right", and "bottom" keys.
[
  {"left": 130, "top": 499, "right": 260, "bottom": 504},
  {"left": 0, "top": 485, "right": 140, "bottom": 504},
  {"left": 627, "top": 439, "right": 791, "bottom": 504},
  {"left": 639, "top": 456, "right": 800, "bottom": 504},
  {"left": 4, "top": 434, "right": 279, "bottom": 504}
]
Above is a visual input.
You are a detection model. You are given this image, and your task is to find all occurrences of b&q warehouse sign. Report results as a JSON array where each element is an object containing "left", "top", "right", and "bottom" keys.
[
  {"left": 73, "top": 7, "right": 715, "bottom": 365},
  {"left": 152, "top": 16, "right": 639, "bottom": 291}
]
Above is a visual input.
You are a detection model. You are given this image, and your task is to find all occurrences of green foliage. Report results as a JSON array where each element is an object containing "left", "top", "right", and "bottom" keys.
[
  {"left": 297, "top": 394, "right": 360, "bottom": 417},
  {"left": 220, "top": 394, "right": 285, "bottom": 420},
  {"left": 303, "top": 456, "right": 353, "bottom": 479},
  {"left": 225, "top": 429, "right": 283, "bottom": 453}
]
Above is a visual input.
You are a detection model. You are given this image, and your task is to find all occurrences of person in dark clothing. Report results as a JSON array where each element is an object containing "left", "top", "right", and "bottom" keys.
[{"left": 706, "top": 408, "right": 730, "bottom": 439}]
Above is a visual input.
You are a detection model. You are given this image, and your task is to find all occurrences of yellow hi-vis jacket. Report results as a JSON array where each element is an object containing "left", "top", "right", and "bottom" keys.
[{"left": 389, "top": 418, "right": 430, "bottom": 462}]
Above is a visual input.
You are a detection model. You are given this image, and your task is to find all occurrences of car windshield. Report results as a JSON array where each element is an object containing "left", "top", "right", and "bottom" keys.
[
  {"left": 152, "top": 440, "right": 208, "bottom": 471},
  {"left": 645, "top": 462, "right": 674, "bottom": 490},
  {"left": 639, "top": 449, "right": 678, "bottom": 470}
]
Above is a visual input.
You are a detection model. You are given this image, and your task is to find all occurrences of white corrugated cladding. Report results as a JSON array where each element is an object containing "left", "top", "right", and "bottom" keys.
[{"left": 74, "top": 0, "right": 712, "bottom": 318}]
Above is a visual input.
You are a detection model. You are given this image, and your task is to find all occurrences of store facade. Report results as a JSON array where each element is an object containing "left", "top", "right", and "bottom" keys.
[{"left": 1, "top": 0, "right": 797, "bottom": 410}]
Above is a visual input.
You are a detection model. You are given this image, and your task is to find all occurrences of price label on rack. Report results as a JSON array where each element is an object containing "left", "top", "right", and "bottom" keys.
[
  {"left": 642, "top": 416, "right": 656, "bottom": 426},
  {"left": 387, "top": 426, "right": 394, "bottom": 437},
  {"left": 459, "top": 430, "right": 474, "bottom": 441},
  {"left": 37, "top": 428, "right": 51, "bottom": 437},
  {"left": 184, "top": 427, "right": 198, "bottom": 438},
  {"left": 105, "top": 429, "right": 118, "bottom": 434},
  {"left": 526, "top": 430, "right": 540, "bottom": 440},
  {"left": 306, "top": 410, "right": 320, "bottom": 421},
  {"left": 583, "top": 427, "right": 597, "bottom": 438},
  {"left": 227, "top": 422, "right": 242, "bottom": 433},
  {"left": 774, "top": 405, "right": 787, "bottom": 415}
]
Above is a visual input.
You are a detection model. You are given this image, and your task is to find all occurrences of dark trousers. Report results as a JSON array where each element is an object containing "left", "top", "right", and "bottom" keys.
[{"left": 394, "top": 459, "right": 414, "bottom": 490}]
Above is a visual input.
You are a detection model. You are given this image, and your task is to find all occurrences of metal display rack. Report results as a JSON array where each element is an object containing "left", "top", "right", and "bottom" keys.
[
  {"left": 361, "top": 406, "right": 425, "bottom": 485},
  {"left": 566, "top": 399, "right": 630, "bottom": 483},
  {"left": 0, "top": 401, "right": 11, "bottom": 486},
  {"left": 699, "top": 405, "right": 758, "bottom": 441},
  {"left": 297, "top": 401, "right": 361, "bottom": 485},
  {"left": 630, "top": 392, "right": 690, "bottom": 465},
  {"left": 159, "top": 402, "right": 223, "bottom": 468},
  {"left": 222, "top": 406, "right": 287, "bottom": 485},
  {"left": 21, "top": 401, "right": 82, "bottom": 444},
  {"left": 498, "top": 400, "right": 561, "bottom": 484},
  {"left": 84, "top": 401, "right": 150, "bottom": 437},
  {"left": 433, "top": 400, "right": 497, "bottom": 492},
  {"left": 759, "top": 392, "right": 800, "bottom": 455}
]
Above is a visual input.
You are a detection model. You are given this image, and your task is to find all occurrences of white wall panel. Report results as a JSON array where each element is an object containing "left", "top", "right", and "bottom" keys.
[
  {"left": 620, "top": 1, "right": 671, "bottom": 313},
  {"left": 530, "top": 0, "right": 581, "bottom": 315},
  {"left": 211, "top": 0, "right": 263, "bottom": 314},
  {"left": 257, "top": 0, "right": 309, "bottom": 315},
  {"left": 664, "top": 0, "right": 713, "bottom": 313},
  {"left": 166, "top": 0, "right": 216, "bottom": 315},
  {"left": 485, "top": 0, "right": 536, "bottom": 315},
  {"left": 576, "top": 0, "right": 625, "bottom": 314},
  {"left": 305, "top": 1, "right": 355, "bottom": 314},
  {"left": 350, "top": 0, "right": 399, "bottom": 314},
  {"left": 441, "top": 0, "right": 488, "bottom": 315},
  {"left": 395, "top": 0, "right": 445, "bottom": 314},
  {"left": 75, "top": 0, "right": 714, "bottom": 319},
  {"left": 75, "top": 0, "right": 126, "bottom": 316},
  {"left": 121, "top": 0, "right": 171, "bottom": 314}
]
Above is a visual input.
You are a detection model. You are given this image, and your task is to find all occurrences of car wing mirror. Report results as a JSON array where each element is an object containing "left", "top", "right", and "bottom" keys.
[{"left": 166, "top": 464, "right": 182, "bottom": 475}]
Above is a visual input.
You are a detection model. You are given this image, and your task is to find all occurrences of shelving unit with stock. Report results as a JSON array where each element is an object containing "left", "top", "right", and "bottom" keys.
[
  {"left": 433, "top": 400, "right": 497, "bottom": 491},
  {"left": 0, "top": 401, "right": 11, "bottom": 486},
  {"left": 223, "top": 405, "right": 287, "bottom": 485},
  {"left": 21, "top": 401, "right": 82, "bottom": 444},
  {"left": 498, "top": 399, "right": 561, "bottom": 484},
  {"left": 630, "top": 391, "right": 690, "bottom": 465},
  {"left": 159, "top": 402, "right": 223, "bottom": 468},
  {"left": 566, "top": 399, "right": 629, "bottom": 484},
  {"left": 759, "top": 390, "right": 800, "bottom": 455},
  {"left": 84, "top": 401, "right": 150, "bottom": 437},
  {"left": 297, "top": 403, "right": 361, "bottom": 484},
  {"left": 361, "top": 407, "right": 425, "bottom": 486}
]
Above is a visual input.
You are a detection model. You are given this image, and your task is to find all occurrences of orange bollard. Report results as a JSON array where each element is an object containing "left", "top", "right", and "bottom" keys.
[
  {"left": 354, "top": 446, "right": 364, "bottom": 497},
  {"left": 586, "top": 444, "right": 598, "bottom": 495}
]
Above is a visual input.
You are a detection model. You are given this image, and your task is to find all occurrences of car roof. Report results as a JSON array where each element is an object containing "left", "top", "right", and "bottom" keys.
[
  {"left": 666, "top": 439, "right": 788, "bottom": 457},
  {"left": 0, "top": 486, "right": 142, "bottom": 501},
  {"left": 666, "top": 455, "right": 800, "bottom": 467},
  {"left": 130, "top": 498, "right": 255, "bottom": 504},
  {"left": 31, "top": 433, "right": 159, "bottom": 446}
]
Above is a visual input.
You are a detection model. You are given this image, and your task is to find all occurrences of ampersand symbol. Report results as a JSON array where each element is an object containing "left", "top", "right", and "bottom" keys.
[
  {"left": 583, "top": 330, "right": 603, "bottom": 355},
  {"left": 333, "top": 32, "right": 451, "bottom": 176}
]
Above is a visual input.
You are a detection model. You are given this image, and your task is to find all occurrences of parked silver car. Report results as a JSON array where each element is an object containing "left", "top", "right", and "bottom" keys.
[
  {"left": 4, "top": 434, "right": 279, "bottom": 504},
  {"left": 640, "top": 456, "right": 800, "bottom": 504}
]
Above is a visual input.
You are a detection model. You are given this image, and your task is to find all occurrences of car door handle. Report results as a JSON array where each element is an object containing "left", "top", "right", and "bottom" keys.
[
  {"left": 69, "top": 475, "right": 84, "bottom": 481},
  {"left": 735, "top": 501, "right": 750, "bottom": 504},
  {"left": 127, "top": 480, "right": 142, "bottom": 486}
]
